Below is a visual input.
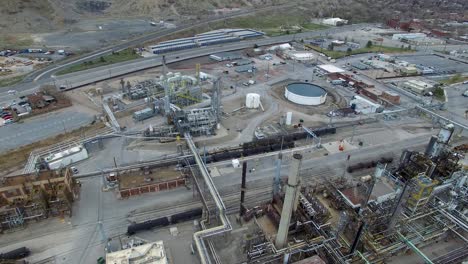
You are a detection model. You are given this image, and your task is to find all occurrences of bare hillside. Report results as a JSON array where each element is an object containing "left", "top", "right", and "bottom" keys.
[
  {"left": 0, "top": 0, "right": 291, "bottom": 33},
  {"left": 0, "top": 0, "right": 466, "bottom": 34}
]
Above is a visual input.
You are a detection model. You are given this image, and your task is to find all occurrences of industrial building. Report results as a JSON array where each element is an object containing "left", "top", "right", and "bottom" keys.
[
  {"left": 392, "top": 33, "right": 428, "bottom": 41},
  {"left": 317, "top": 64, "right": 345, "bottom": 74},
  {"left": 149, "top": 29, "right": 264, "bottom": 54},
  {"left": 400, "top": 66, "right": 419, "bottom": 75},
  {"left": 350, "top": 95, "right": 384, "bottom": 114},
  {"left": 235, "top": 65, "right": 256, "bottom": 73},
  {"left": 359, "top": 87, "right": 401, "bottom": 106},
  {"left": 233, "top": 59, "right": 253, "bottom": 66},
  {"left": 209, "top": 52, "right": 243, "bottom": 62},
  {"left": 401, "top": 79, "right": 435, "bottom": 94},
  {"left": 117, "top": 166, "right": 187, "bottom": 198},
  {"left": 283, "top": 50, "right": 315, "bottom": 61},
  {"left": 407, "top": 37, "right": 446, "bottom": 45},
  {"left": 0, "top": 168, "right": 78, "bottom": 231},
  {"left": 322, "top": 17, "right": 348, "bottom": 26}
]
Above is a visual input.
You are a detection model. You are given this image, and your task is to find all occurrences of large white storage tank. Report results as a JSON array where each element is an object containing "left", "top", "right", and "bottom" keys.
[{"left": 246, "top": 93, "right": 261, "bottom": 109}]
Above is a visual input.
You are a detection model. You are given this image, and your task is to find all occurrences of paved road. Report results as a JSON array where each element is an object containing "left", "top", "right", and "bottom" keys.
[
  {"left": 444, "top": 83, "right": 468, "bottom": 124},
  {"left": 0, "top": 110, "right": 94, "bottom": 151}
]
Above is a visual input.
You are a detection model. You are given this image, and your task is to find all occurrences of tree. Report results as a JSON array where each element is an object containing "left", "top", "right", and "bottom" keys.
[
  {"left": 407, "top": 45, "right": 412, "bottom": 50},
  {"left": 346, "top": 48, "right": 352, "bottom": 55},
  {"left": 99, "top": 56, "right": 106, "bottom": 63},
  {"left": 366, "top": 40, "right": 373, "bottom": 48},
  {"left": 433, "top": 87, "right": 445, "bottom": 100},
  {"left": 328, "top": 43, "right": 334, "bottom": 51}
]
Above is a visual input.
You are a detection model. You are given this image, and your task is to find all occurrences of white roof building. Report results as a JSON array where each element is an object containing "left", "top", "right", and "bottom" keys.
[
  {"left": 317, "top": 64, "right": 345, "bottom": 73},
  {"left": 392, "top": 33, "right": 427, "bottom": 41},
  {"left": 350, "top": 95, "right": 383, "bottom": 115},
  {"left": 106, "top": 241, "right": 168, "bottom": 264},
  {"left": 268, "top": 43, "right": 292, "bottom": 51},
  {"left": 322, "top": 18, "right": 348, "bottom": 26},
  {"left": 284, "top": 50, "right": 315, "bottom": 61}
]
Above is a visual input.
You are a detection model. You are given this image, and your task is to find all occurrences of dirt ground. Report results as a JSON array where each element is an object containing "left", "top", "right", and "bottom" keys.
[
  {"left": 0, "top": 122, "right": 106, "bottom": 176},
  {"left": 118, "top": 166, "right": 182, "bottom": 189},
  {"left": 270, "top": 84, "right": 346, "bottom": 116}
]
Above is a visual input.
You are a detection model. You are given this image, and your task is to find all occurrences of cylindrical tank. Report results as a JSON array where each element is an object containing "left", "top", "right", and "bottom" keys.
[
  {"left": 246, "top": 93, "right": 261, "bottom": 108},
  {"left": 286, "top": 112, "right": 292, "bottom": 125}
]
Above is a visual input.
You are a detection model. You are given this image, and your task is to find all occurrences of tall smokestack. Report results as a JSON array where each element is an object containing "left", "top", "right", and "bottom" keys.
[{"left": 275, "top": 153, "right": 303, "bottom": 249}]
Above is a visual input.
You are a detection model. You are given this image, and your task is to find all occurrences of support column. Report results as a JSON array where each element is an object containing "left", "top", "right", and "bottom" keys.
[{"left": 240, "top": 161, "right": 247, "bottom": 216}]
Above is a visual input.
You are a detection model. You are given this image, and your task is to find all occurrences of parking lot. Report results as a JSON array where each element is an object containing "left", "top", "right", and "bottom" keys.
[{"left": 394, "top": 54, "right": 468, "bottom": 74}]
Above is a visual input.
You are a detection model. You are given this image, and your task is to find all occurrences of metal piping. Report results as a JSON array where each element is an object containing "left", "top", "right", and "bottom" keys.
[
  {"left": 397, "top": 231, "right": 434, "bottom": 264},
  {"left": 437, "top": 209, "right": 468, "bottom": 232},
  {"left": 185, "top": 133, "right": 232, "bottom": 264}
]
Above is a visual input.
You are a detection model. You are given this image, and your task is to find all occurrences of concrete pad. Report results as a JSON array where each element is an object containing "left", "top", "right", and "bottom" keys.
[
  {"left": 217, "top": 166, "right": 236, "bottom": 176},
  {"left": 210, "top": 167, "right": 222, "bottom": 177},
  {"left": 322, "top": 140, "right": 357, "bottom": 154},
  {"left": 169, "top": 227, "right": 179, "bottom": 236}
]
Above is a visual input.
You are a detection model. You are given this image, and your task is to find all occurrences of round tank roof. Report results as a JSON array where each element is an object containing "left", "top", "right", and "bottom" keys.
[{"left": 286, "top": 83, "right": 327, "bottom": 97}]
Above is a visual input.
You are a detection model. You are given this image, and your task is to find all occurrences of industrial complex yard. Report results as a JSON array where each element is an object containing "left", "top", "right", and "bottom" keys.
[{"left": 0, "top": 4, "right": 468, "bottom": 264}]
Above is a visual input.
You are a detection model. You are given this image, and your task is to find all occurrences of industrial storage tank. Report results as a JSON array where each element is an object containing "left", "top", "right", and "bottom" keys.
[
  {"left": 44, "top": 145, "right": 89, "bottom": 170},
  {"left": 246, "top": 93, "right": 261, "bottom": 108},
  {"left": 284, "top": 82, "right": 327, "bottom": 106}
]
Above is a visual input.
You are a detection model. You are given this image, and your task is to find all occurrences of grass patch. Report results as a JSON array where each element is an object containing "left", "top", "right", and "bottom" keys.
[
  {"left": 145, "top": 11, "right": 329, "bottom": 48},
  {"left": 439, "top": 74, "right": 468, "bottom": 85},
  {"left": 0, "top": 75, "right": 25, "bottom": 87},
  {"left": 0, "top": 34, "right": 34, "bottom": 49},
  {"left": 0, "top": 122, "right": 105, "bottom": 176},
  {"left": 305, "top": 44, "right": 413, "bottom": 59},
  {"left": 219, "top": 14, "right": 328, "bottom": 36},
  {"left": 57, "top": 48, "right": 141, "bottom": 75}
]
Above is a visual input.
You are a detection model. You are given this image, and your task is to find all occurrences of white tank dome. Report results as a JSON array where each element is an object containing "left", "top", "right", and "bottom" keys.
[{"left": 246, "top": 93, "right": 261, "bottom": 108}]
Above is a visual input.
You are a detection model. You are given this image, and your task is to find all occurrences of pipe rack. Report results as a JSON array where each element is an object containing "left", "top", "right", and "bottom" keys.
[{"left": 185, "top": 133, "right": 232, "bottom": 264}]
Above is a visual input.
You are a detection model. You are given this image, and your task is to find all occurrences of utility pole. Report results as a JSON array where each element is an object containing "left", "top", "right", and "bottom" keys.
[
  {"left": 61, "top": 120, "right": 67, "bottom": 134},
  {"left": 350, "top": 124, "right": 357, "bottom": 143}
]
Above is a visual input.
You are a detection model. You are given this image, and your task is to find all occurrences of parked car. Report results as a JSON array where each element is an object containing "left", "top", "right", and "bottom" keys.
[
  {"left": 71, "top": 167, "right": 79, "bottom": 174},
  {"left": 7, "top": 90, "right": 17, "bottom": 95},
  {"left": 462, "top": 90, "right": 468, "bottom": 97}
]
